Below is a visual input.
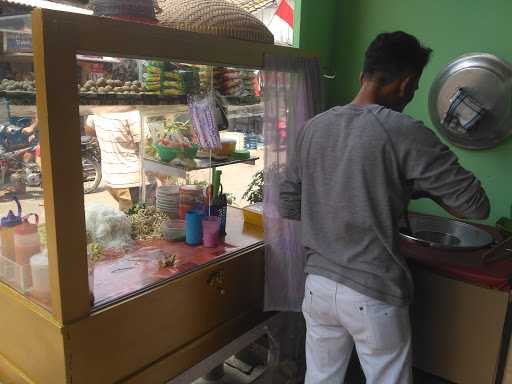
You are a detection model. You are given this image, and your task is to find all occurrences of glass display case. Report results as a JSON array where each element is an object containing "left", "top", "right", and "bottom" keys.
[
  {"left": 0, "top": 14, "right": 51, "bottom": 312},
  {"left": 78, "top": 56, "right": 265, "bottom": 308},
  {"left": 0, "top": 8, "right": 311, "bottom": 384},
  {"left": 0, "top": 14, "right": 266, "bottom": 311}
]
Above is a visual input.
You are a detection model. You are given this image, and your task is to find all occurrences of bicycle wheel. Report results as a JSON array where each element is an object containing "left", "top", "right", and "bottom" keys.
[{"left": 82, "top": 155, "right": 102, "bottom": 194}]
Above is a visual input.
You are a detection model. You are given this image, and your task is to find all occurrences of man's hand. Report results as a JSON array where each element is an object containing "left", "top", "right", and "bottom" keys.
[
  {"left": 22, "top": 126, "right": 35, "bottom": 136},
  {"left": 22, "top": 116, "right": 38, "bottom": 136}
]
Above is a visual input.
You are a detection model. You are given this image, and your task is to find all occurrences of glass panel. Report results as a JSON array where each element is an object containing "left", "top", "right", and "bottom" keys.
[
  {"left": 79, "top": 55, "right": 264, "bottom": 308},
  {"left": 0, "top": 14, "right": 52, "bottom": 312},
  {"left": 187, "top": 68, "right": 264, "bottom": 209}
]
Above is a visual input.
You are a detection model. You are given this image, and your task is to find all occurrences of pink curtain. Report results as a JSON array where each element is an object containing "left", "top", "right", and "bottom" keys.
[{"left": 263, "top": 54, "right": 322, "bottom": 312}]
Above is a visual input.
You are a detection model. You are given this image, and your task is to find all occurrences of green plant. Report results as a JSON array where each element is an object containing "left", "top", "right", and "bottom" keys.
[
  {"left": 164, "top": 119, "right": 191, "bottom": 137},
  {"left": 243, "top": 170, "right": 264, "bottom": 204}
]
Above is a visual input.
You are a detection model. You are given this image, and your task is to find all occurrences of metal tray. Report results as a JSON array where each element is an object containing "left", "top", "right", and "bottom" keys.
[
  {"left": 428, "top": 53, "right": 512, "bottom": 149},
  {"left": 400, "top": 215, "right": 494, "bottom": 251}
]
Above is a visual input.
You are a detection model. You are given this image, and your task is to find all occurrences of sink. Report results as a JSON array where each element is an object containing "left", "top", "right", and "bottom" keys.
[{"left": 400, "top": 215, "right": 494, "bottom": 251}]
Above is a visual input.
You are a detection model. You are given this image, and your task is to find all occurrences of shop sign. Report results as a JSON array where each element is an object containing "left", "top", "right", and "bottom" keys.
[{"left": 3, "top": 32, "right": 32, "bottom": 53}]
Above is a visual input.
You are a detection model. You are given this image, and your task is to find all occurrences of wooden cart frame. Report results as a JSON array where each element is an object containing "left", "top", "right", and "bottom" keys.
[{"left": 0, "top": 9, "right": 313, "bottom": 383}]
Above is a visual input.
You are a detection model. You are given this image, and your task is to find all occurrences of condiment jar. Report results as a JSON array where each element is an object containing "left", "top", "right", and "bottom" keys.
[
  {"left": 0, "top": 197, "right": 22, "bottom": 260},
  {"left": 216, "top": 138, "right": 237, "bottom": 157},
  {"left": 179, "top": 185, "right": 204, "bottom": 220},
  {"left": 14, "top": 213, "right": 40, "bottom": 266}
]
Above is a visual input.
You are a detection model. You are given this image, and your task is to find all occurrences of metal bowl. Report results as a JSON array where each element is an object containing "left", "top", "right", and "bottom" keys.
[{"left": 400, "top": 215, "right": 494, "bottom": 251}]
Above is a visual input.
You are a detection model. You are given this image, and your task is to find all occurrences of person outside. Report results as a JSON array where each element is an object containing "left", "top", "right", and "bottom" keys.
[
  {"left": 85, "top": 109, "right": 142, "bottom": 211},
  {"left": 279, "top": 31, "right": 490, "bottom": 383},
  {"left": 21, "top": 114, "right": 40, "bottom": 167}
]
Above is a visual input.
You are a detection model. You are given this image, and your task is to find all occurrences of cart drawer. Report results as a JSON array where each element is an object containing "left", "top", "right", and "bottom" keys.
[{"left": 66, "top": 245, "right": 265, "bottom": 384}]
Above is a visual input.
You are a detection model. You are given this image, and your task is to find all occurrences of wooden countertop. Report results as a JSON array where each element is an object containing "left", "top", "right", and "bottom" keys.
[
  {"left": 91, "top": 207, "right": 263, "bottom": 307},
  {"left": 402, "top": 215, "right": 512, "bottom": 291}
]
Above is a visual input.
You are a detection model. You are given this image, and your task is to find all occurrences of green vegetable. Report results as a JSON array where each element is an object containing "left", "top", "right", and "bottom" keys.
[{"left": 129, "top": 205, "right": 168, "bottom": 240}]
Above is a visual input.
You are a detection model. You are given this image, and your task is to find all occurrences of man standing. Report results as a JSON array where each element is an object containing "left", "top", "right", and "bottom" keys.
[
  {"left": 85, "top": 110, "right": 141, "bottom": 211},
  {"left": 279, "top": 32, "right": 490, "bottom": 383}
]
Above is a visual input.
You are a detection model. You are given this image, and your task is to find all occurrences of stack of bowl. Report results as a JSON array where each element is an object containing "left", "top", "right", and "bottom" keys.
[{"left": 156, "top": 185, "right": 180, "bottom": 219}]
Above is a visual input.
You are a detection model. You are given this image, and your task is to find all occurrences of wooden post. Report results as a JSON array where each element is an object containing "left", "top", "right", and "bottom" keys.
[{"left": 32, "top": 8, "right": 90, "bottom": 323}]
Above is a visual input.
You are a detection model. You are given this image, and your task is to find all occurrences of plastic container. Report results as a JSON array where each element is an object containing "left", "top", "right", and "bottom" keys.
[
  {"left": 202, "top": 216, "right": 221, "bottom": 248},
  {"left": 156, "top": 145, "right": 180, "bottom": 162},
  {"left": 179, "top": 185, "right": 204, "bottom": 219},
  {"left": 183, "top": 144, "right": 199, "bottom": 159},
  {"left": 161, "top": 219, "right": 185, "bottom": 242},
  {"left": 230, "top": 149, "right": 251, "bottom": 160},
  {"left": 14, "top": 214, "right": 40, "bottom": 266},
  {"left": 30, "top": 250, "right": 49, "bottom": 297},
  {"left": 185, "top": 210, "right": 204, "bottom": 246},
  {"left": 216, "top": 138, "right": 237, "bottom": 157},
  {"left": 0, "top": 254, "right": 32, "bottom": 293},
  {"left": 243, "top": 203, "right": 263, "bottom": 228}
]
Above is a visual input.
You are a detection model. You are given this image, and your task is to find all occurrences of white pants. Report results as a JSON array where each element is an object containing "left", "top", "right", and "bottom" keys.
[{"left": 303, "top": 274, "right": 412, "bottom": 384}]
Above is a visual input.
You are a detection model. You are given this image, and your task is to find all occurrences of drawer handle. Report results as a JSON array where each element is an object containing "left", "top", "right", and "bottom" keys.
[{"left": 208, "top": 269, "right": 226, "bottom": 295}]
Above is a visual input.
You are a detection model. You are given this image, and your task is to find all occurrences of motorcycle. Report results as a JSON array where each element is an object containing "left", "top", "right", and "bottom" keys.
[
  {"left": 0, "top": 145, "right": 41, "bottom": 193},
  {"left": 0, "top": 124, "right": 41, "bottom": 193},
  {"left": 0, "top": 125, "right": 102, "bottom": 194}
]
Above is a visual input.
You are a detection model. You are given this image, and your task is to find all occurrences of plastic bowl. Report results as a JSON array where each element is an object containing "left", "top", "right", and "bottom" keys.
[
  {"left": 161, "top": 219, "right": 186, "bottom": 242},
  {"left": 156, "top": 145, "right": 180, "bottom": 162},
  {"left": 183, "top": 144, "right": 199, "bottom": 159}
]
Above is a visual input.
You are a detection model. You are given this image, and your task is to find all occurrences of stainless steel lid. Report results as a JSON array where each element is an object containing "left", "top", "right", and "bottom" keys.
[
  {"left": 428, "top": 53, "right": 512, "bottom": 149},
  {"left": 400, "top": 215, "right": 495, "bottom": 251}
]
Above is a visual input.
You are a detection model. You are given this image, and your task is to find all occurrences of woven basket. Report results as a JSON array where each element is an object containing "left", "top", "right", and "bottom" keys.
[
  {"left": 156, "top": 0, "right": 274, "bottom": 44},
  {"left": 90, "top": 0, "right": 158, "bottom": 23}
]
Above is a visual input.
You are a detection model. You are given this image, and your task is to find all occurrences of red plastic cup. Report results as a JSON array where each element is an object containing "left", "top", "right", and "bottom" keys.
[{"left": 202, "top": 216, "right": 221, "bottom": 248}]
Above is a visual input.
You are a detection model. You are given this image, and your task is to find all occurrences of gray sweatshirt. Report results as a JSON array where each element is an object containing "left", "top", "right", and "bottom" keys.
[{"left": 279, "top": 104, "right": 490, "bottom": 306}]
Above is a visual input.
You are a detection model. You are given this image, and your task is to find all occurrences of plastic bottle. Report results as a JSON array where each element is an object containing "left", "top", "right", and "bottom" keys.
[
  {"left": 30, "top": 249, "right": 49, "bottom": 297},
  {"left": 14, "top": 214, "right": 40, "bottom": 266}
]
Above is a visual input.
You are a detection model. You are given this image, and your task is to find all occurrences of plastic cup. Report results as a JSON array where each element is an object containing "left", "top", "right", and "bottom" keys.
[
  {"left": 185, "top": 210, "right": 204, "bottom": 246},
  {"left": 202, "top": 216, "right": 221, "bottom": 248}
]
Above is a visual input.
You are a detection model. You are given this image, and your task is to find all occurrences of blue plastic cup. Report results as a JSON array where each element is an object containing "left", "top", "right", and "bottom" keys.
[{"left": 185, "top": 210, "right": 204, "bottom": 246}]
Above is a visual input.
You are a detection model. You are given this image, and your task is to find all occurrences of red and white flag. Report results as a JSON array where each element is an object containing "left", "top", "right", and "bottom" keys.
[{"left": 275, "top": 0, "right": 294, "bottom": 28}]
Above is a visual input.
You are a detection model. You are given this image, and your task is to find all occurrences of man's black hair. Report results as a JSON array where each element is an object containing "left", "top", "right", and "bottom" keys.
[{"left": 363, "top": 31, "right": 432, "bottom": 84}]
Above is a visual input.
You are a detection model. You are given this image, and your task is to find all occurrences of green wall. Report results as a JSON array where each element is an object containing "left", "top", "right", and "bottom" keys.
[
  {"left": 294, "top": 0, "right": 338, "bottom": 105},
  {"left": 330, "top": 0, "right": 512, "bottom": 224}
]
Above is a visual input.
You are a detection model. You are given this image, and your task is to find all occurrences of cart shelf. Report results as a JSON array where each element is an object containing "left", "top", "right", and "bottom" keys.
[
  {"left": 143, "top": 156, "right": 259, "bottom": 178},
  {"left": 1, "top": 91, "right": 260, "bottom": 106}
]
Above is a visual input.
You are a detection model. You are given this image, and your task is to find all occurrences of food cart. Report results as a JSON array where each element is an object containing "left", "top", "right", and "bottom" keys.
[{"left": 0, "top": 8, "right": 311, "bottom": 383}]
